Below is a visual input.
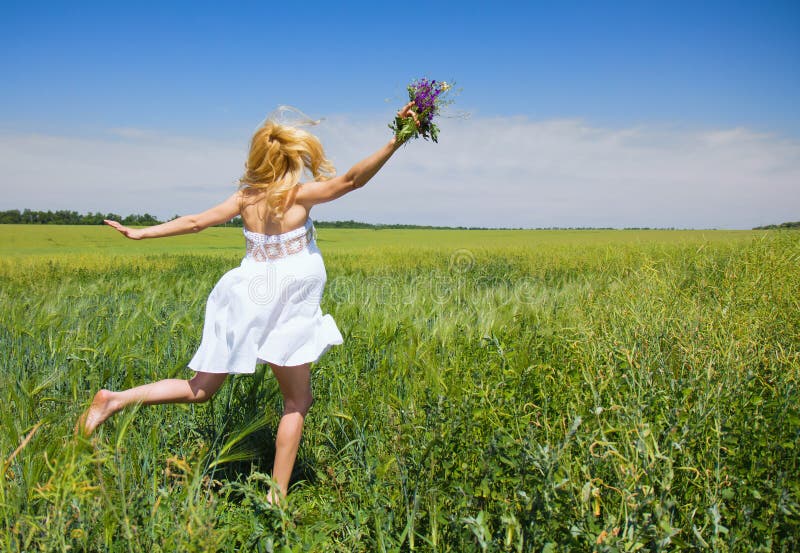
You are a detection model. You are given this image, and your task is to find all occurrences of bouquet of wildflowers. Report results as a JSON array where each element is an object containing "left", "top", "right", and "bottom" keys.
[{"left": 390, "top": 78, "right": 455, "bottom": 143}]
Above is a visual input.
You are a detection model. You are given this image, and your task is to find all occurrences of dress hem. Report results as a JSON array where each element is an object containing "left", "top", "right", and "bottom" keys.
[{"left": 186, "top": 342, "right": 341, "bottom": 374}]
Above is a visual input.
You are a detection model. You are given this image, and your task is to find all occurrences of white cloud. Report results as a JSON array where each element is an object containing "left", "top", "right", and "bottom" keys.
[{"left": 1, "top": 115, "right": 798, "bottom": 228}]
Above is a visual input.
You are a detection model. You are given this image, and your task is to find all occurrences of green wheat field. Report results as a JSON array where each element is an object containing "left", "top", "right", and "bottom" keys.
[{"left": 1, "top": 224, "right": 798, "bottom": 552}]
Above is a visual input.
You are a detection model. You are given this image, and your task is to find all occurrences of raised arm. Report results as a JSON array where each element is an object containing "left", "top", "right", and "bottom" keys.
[
  {"left": 295, "top": 102, "right": 418, "bottom": 207},
  {"left": 104, "top": 191, "right": 241, "bottom": 240}
]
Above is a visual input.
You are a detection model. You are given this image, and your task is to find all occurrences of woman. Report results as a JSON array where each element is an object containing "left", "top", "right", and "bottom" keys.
[{"left": 77, "top": 102, "right": 419, "bottom": 503}]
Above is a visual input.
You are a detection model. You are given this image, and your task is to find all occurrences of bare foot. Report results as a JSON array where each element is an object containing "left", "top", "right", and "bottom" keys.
[{"left": 75, "top": 389, "right": 119, "bottom": 437}]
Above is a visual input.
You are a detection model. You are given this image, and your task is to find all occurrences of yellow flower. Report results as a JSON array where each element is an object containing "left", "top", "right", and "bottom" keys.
[{"left": 441, "top": 82, "right": 450, "bottom": 91}]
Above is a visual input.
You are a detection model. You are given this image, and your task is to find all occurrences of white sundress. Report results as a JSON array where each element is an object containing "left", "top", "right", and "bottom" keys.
[{"left": 188, "top": 217, "right": 343, "bottom": 374}]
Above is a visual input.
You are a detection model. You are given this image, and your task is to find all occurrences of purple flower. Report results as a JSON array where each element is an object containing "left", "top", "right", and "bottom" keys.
[{"left": 391, "top": 77, "right": 456, "bottom": 143}]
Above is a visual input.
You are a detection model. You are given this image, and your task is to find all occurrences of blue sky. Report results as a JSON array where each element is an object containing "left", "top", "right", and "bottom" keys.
[{"left": 1, "top": 0, "right": 798, "bottom": 227}]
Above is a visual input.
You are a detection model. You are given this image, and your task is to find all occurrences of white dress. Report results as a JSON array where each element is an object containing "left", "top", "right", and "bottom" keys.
[{"left": 188, "top": 217, "right": 343, "bottom": 374}]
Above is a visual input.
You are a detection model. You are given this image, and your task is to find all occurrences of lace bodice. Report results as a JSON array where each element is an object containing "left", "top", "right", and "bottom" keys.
[{"left": 243, "top": 218, "right": 316, "bottom": 262}]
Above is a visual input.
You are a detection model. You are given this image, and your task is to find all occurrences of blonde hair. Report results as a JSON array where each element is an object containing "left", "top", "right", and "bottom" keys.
[{"left": 238, "top": 122, "right": 335, "bottom": 220}]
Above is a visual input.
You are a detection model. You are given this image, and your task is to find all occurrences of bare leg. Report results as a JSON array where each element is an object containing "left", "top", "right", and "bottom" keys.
[
  {"left": 76, "top": 371, "right": 228, "bottom": 436},
  {"left": 269, "top": 362, "right": 313, "bottom": 502}
]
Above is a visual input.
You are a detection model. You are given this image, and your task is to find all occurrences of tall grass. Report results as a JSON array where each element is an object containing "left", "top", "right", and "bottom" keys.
[{"left": 0, "top": 231, "right": 798, "bottom": 551}]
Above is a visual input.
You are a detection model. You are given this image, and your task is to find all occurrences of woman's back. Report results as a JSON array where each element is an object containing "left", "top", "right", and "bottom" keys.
[{"left": 238, "top": 186, "right": 310, "bottom": 235}]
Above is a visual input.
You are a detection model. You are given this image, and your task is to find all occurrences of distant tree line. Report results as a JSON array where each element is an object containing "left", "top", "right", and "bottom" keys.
[
  {"left": 753, "top": 221, "right": 800, "bottom": 230},
  {"left": 0, "top": 209, "right": 162, "bottom": 226}
]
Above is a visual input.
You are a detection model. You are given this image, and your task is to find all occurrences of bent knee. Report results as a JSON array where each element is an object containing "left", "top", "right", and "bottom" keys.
[
  {"left": 187, "top": 377, "right": 221, "bottom": 403},
  {"left": 285, "top": 393, "right": 314, "bottom": 416},
  {"left": 195, "top": 393, "right": 214, "bottom": 403},
  {"left": 188, "top": 389, "right": 214, "bottom": 403}
]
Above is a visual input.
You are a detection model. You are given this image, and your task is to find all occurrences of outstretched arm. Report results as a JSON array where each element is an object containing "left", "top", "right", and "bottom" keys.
[
  {"left": 104, "top": 192, "right": 241, "bottom": 240},
  {"left": 295, "top": 102, "right": 419, "bottom": 207}
]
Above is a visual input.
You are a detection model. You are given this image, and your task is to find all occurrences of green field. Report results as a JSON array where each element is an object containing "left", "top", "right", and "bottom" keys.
[
  {"left": 1, "top": 226, "right": 798, "bottom": 551},
  {"left": 0, "top": 224, "right": 763, "bottom": 257}
]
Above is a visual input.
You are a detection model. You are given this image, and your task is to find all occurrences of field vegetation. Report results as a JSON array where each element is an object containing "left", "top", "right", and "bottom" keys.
[{"left": 0, "top": 225, "right": 797, "bottom": 551}]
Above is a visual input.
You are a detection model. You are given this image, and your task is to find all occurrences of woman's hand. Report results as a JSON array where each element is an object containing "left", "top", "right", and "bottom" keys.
[
  {"left": 397, "top": 101, "right": 420, "bottom": 127},
  {"left": 391, "top": 101, "right": 421, "bottom": 147},
  {"left": 104, "top": 219, "right": 144, "bottom": 240},
  {"left": 391, "top": 101, "right": 423, "bottom": 145}
]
